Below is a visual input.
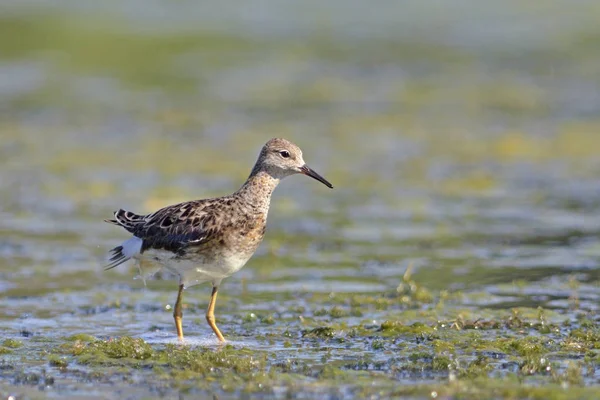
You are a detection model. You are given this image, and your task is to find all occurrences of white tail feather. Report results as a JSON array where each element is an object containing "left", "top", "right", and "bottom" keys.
[
  {"left": 105, "top": 236, "right": 143, "bottom": 270},
  {"left": 121, "top": 236, "right": 143, "bottom": 258}
]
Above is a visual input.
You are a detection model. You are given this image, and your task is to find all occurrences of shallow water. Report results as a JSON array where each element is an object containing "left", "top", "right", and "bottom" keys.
[{"left": 1, "top": 1, "right": 600, "bottom": 399}]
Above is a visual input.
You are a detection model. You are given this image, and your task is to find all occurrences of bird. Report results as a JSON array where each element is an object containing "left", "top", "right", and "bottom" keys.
[{"left": 104, "top": 138, "right": 333, "bottom": 342}]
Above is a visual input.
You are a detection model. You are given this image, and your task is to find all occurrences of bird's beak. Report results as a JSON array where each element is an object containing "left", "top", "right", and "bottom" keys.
[{"left": 300, "top": 165, "right": 334, "bottom": 188}]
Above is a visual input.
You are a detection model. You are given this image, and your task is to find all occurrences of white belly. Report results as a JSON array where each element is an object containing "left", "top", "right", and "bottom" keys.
[{"left": 135, "top": 249, "right": 251, "bottom": 288}]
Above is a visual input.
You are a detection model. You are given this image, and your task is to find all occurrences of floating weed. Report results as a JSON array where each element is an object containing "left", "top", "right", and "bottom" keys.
[
  {"left": 64, "top": 334, "right": 96, "bottom": 342},
  {"left": 329, "top": 306, "right": 349, "bottom": 318},
  {"left": 259, "top": 314, "right": 276, "bottom": 325},
  {"left": 579, "top": 319, "right": 596, "bottom": 329},
  {"left": 347, "top": 325, "right": 371, "bottom": 338},
  {"left": 371, "top": 339, "right": 385, "bottom": 350},
  {"left": 432, "top": 339, "right": 455, "bottom": 354},
  {"left": 406, "top": 352, "right": 456, "bottom": 372},
  {"left": 504, "top": 309, "right": 527, "bottom": 330},
  {"left": 458, "top": 355, "right": 493, "bottom": 379},
  {"left": 242, "top": 312, "right": 258, "bottom": 323},
  {"left": 89, "top": 337, "right": 153, "bottom": 360},
  {"left": 2, "top": 339, "right": 23, "bottom": 348},
  {"left": 520, "top": 355, "right": 554, "bottom": 376},
  {"left": 350, "top": 307, "right": 364, "bottom": 317},
  {"left": 62, "top": 337, "right": 154, "bottom": 366},
  {"left": 431, "top": 355, "right": 454, "bottom": 371},
  {"left": 63, "top": 338, "right": 268, "bottom": 387},
  {"left": 408, "top": 351, "right": 432, "bottom": 362},
  {"left": 48, "top": 355, "right": 68, "bottom": 369},
  {"left": 562, "top": 327, "right": 600, "bottom": 351},
  {"left": 302, "top": 327, "right": 336, "bottom": 339},
  {"left": 485, "top": 337, "right": 557, "bottom": 377},
  {"left": 317, "top": 364, "right": 356, "bottom": 381},
  {"left": 28, "top": 336, "right": 53, "bottom": 343},
  {"left": 448, "top": 310, "right": 563, "bottom": 335},
  {"left": 497, "top": 336, "right": 549, "bottom": 358},
  {"left": 155, "top": 344, "right": 266, "bottom": 376},
  {"left": 313, "top": 308, "right": 328, "bottom": 317},
  {"left": 553, "top": 361, "right": 584, "bottom": 386},
  {"left": 379, "top": 320, "right": 436, "bottom": 337}
]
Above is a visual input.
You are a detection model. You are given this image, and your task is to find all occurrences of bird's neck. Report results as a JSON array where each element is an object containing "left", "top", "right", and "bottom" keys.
[{"left": 235, "top": 170, "right": 280, "bottom": 212}]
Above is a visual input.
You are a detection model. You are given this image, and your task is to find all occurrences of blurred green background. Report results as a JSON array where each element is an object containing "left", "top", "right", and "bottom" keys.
[
  {"left": 1, "top": 1, "right": 600, "bottom": 398},
  {"left": 3, "top": 0, "right": 600, "bottom": 280}
]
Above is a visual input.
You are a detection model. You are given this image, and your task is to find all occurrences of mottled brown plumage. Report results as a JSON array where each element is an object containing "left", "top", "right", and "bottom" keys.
[{"left": 105, "top": 138, "right": 333, "bottom": 342}]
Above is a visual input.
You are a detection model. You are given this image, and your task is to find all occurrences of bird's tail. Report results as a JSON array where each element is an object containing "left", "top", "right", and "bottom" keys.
[
  {"left": 105, "top": 237, "right": 143, "bottom": 270},
  {"left": 104, "top": 209, "right": 146, "bottom": 234}
]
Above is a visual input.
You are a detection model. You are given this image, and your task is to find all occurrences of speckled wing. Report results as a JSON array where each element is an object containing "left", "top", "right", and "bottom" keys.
[{"left": 106, "top": 201, "right": 216, "bottom": 256}]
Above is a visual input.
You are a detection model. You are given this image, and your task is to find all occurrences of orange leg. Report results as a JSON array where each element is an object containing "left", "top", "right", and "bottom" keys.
[
  {"left": 206, "top": 286, "right": 226, "bottom": 342},
  {"left": 173, "top": 284, "right": 184, "bottom": 341}
]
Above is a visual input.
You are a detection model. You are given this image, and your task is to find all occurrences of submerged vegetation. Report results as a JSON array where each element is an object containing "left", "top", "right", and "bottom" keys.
[{"left": 2, "top": 274, "right": 599, "bottom": 398}]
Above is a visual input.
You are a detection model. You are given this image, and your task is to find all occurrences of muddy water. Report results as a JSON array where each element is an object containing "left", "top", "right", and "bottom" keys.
[{"left": 1, "top": 1, "right": 600, "bottom": 399}]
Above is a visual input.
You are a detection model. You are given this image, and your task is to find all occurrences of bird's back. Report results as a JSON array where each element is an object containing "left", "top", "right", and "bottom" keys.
[{"left": 105, "top": 196, "right": 268, "bottom": 274}]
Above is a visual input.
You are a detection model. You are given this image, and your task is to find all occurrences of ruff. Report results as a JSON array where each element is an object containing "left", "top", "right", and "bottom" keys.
[{"left": 105, "top": 138, "right": 333, "bottom": 342}]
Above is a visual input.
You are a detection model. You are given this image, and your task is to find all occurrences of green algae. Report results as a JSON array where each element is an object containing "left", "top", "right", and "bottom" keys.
[
  {"left": 302, "top": 327, "right": 336, "bottom": 339},
  {"left": 36, "top": 292, "right": 597, "bottom": 397},
  {"left": 566, "top": 327, "right": 600, "bottom": 350},
  {"left": 2, "top": 299, "right": 599, "bottom": 398},
  {"left": 156, "top": 345, "right": 266, "bottom": 377},
  {"left": 379, "top": 320, "right": 436, "bottom": 337},
  {"left": 48, "top": 355, "right": 69, "bottom": 368},
  {"left": 458, "top": 356, "right": 493, "bottom": 379},
  {"left": 64, "top": 334, "right": 96, "bottom": 342},
  {"left": 66, "top": 337, "right": 154, "bottom": 362},
  {"left": 2, "top": 339, "right": 23, "bottom": 349}
]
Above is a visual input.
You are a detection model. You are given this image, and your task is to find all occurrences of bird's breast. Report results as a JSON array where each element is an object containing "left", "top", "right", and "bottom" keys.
[{"left": 225, "top": 212, "right": 267, "bottom": 253}]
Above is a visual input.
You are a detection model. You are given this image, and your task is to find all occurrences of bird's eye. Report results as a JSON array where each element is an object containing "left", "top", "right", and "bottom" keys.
[{"left": 279, "top": 150, "right": 290, "bottom": 158}]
